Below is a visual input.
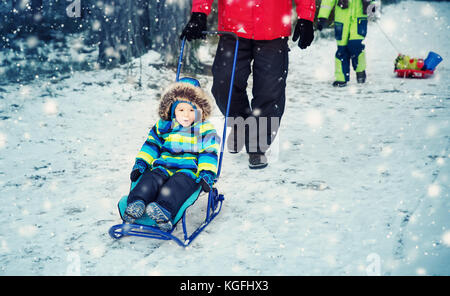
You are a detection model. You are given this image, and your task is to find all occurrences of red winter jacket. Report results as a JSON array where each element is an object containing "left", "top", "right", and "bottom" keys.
[{"left": 192, "top": 0, "right": 316, "bottom": 40}]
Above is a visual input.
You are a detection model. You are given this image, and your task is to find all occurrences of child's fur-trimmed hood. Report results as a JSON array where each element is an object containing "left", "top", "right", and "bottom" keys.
[{"left": 158, "top": 82, "right": 213, "bottom": 122}]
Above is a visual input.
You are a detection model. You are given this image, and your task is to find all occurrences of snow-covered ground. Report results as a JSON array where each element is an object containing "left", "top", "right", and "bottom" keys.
[{"left": 0, "top": 1, "right": 449, "bottom": 275}]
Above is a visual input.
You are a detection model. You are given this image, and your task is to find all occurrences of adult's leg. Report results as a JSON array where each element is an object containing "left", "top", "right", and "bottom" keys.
[
  {"left": 212, "top": 36, "right": 252, "bottom": 153},
  {"left": 249, "top": 38, "right": 289, "bottom": 154},
  {"left": 212, "top": 35, "right": 252, "bottom": 119}
]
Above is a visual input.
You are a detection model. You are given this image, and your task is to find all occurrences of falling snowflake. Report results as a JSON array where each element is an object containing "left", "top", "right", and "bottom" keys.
[
  {"left": 416, "top": 267, "right": 427, "bottom": 275},
  {"left": 380, "top": 18, "right": 397, "bottom": 34},
  {"left": 427, "top": 183, "right": 440, "bottom": 197},
  {"left": 0, "top": 133, "right": 6, "bottom": 149},
  {"left": 43, "top": 99, "right": 58, "bottom": 115},
  {"left": 252, "top": 108, "right": 261, "bottom": 116},
  {"left": 421, "top": 4, "right": 435, "bottom": 17},
  {"left": 425, "top": 124, "right": 438, "bottom": 137},
  {"left": 89, "top": 245, "right": 106, "bottom": 258},
  {"left": 26, "top": 35, "right": 39, "bottom": 49},
  {"left": 19, "top": 85, "right": 32, "bottom": 97},
  {"left": 160, "top": 187, "right": 171, "bottom": 197},
  {"left": 313, "top": 66, "right": 329, "bottom": 81},
  {"left": 43, "top": 200, "right": 52, "bottom": 211},
  {"left": 18, "top": 225, "right": 38, "bottom": 237},
  {"left": 304, "top": 109, "right": 323, "bottom": 129},
  {"left": 442, "top": 231, "right": 450, "bottom": 247},
  {"left": 380, "top": 145, "right": 393, "bottom": 157},
  {"left": 282, "top": 15, "right": 290, "bottom": 26}
]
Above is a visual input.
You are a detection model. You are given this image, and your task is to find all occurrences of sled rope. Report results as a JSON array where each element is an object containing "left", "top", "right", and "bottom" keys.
[{"left": 374, "top": 20, "right": 401, "bottom": 54}]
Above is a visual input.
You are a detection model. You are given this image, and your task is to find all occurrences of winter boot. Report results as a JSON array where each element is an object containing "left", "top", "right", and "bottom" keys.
[
  {"left": 123, "top": 200, "right": 146, "bottom": 223},
  {"left": 332, "top": 81, "right": 347, "bottom": 87},
  {"left": 146, "top": 202, "right": 173, "bottom": 232},
  {"left": 248, "top": 152, "right": 268, "bottom": 169},
  {"left": 356, "top": 71, "right": 366, "bottom": 83}
]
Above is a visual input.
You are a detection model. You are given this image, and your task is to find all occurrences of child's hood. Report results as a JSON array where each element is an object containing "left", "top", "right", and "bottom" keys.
[{"left": 158, "top": 82, "right": 213, "bottom": 122}]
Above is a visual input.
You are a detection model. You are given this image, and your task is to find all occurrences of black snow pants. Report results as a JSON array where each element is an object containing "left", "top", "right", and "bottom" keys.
[
  {"left": 127, "top": 170, "right": 199, "bottom": 218},
  {"left": 211, "top": 35, "right": 289, "bottom": 154}
]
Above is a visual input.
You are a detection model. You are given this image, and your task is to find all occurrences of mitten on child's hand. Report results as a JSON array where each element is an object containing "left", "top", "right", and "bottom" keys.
[
  {"left": 317, "top": 18, "right": 327, "bottom": 31},
  {"left": 196, "top": 171, "right": 215, "bottom": 192},
  {"left": 130, "top": 160, "right": 147, "bottom": 182}
]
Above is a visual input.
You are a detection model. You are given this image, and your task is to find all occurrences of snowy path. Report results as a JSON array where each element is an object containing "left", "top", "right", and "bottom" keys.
[{"left": 0, "top": 1, "right": 449, "bottom": 275}]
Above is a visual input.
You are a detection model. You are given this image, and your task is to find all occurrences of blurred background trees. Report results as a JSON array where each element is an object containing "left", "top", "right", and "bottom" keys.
[{"left": 0, "top": 0, "right": 411, "bottom": 85}]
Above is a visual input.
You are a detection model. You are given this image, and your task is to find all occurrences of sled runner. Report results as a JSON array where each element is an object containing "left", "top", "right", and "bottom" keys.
[
  {"left": 109, "top": 31, "right": 239, "bottom": 247},
  {"left": 394, "top": 69, "right": 434, "bottom": 79}
]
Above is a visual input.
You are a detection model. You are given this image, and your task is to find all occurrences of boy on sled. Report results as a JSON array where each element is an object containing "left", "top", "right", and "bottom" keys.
[{"left": 123, "top": 78, "right": 220, "bottom": 232}]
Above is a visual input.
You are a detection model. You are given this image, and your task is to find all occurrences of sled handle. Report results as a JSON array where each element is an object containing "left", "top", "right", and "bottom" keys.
[
  {"left": 175, "top": 39, "right": 186, "bottom": 83},
  {"left": 177, "top": 31, "right": 239, "bottom": 180},
  {"left": 176, "top": 31, "right": 238, "bottom": 82}
]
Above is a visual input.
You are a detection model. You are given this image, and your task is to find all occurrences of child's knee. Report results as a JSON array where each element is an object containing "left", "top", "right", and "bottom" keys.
[{"left": 347, "top": 40, "right": 365, "bottom": 56}]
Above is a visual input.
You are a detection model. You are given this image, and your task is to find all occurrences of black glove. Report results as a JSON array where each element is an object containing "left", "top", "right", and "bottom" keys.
[
  {"left": 292, "top": 19, "right": 314, "bottom": 49},
  {"left": 317, "top": 18, "right": 328, "bottom": 31},
  {"left": 130, "top": 160, "right": 147, "bottom": 182},
  {"left": 363, "top": 0, "right": 373, "bottom": 15},
  {"left": 180, "top": 12, "right": 207, "bottom": 41},
  {"left": 338, "top": 0, "right": 349, "bottom": 9}
]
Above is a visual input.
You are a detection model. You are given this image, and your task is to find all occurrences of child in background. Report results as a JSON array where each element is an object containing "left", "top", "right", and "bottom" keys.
[
  {"left": 317, "top": 0, "right": 376, "bottom": 87},
  {"left": 123, "top": 78, "right": 220, "bottom": 232}
]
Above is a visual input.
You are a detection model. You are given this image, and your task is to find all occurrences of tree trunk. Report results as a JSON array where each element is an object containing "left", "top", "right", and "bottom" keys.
[
  {"left": 97, "top": 0, "right": 149, "bottom": 68},
  {"left": 97, "top": 0, "right": 193, "bottom": 69}
]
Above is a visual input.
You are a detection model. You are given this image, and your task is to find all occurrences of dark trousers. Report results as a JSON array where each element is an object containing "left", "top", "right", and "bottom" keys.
[
  {"left": 211, "top": 35, "right": 289, "bottom": 154},
  {"left": 127, "top": 170, "right": 199, "bottom": 218}
]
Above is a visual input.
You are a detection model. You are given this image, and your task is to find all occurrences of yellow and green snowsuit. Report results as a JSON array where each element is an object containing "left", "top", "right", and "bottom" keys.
[{"left": 318, "top": 0, "right": 373, "bottom": 82}]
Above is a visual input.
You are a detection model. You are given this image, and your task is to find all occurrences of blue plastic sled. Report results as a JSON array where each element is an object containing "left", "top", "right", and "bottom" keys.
[
  {"left": 108, "top": 31, "right": 239, "bottom": 247},
  {"left": 108, "top": 177, "right": 224, "bottom": 247}
]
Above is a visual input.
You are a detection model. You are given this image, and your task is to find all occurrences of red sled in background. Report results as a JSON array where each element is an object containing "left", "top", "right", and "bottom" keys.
[
  {"left": 394, "top": 51, "right": 442, "bottom": 78},
  {"left": 395, "top": 69, "right": 434, "bottom": 78}
]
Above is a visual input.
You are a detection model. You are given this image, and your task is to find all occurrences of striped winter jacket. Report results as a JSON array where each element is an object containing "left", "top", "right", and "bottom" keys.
[{"left": 135, "top": 82, "right": 220, "bottom": 179}]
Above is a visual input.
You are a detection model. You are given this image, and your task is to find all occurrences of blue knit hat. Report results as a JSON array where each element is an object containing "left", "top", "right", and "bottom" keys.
[
  {"left": 170, "top": 100, "right": 199, "bottom": 121},
  {"left": 178, "top": 77, "right": 201, "bottom": 87}
]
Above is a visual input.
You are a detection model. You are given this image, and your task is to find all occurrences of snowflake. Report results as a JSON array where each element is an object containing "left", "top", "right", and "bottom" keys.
[
  {"left": 304, "top": 109, "right": 323, "bottom": 129},
  {"left": 427, "top": 183, "right": 440, "bottom": 197},
  {"left": 380, "top": 18, "right": 397, "bottom": 34},
  {"left": 43, "top": 99, "right": 58, "bottom": 115},
  {"left": 442, "top": 231, "right": 450, "bottom": 247},
  {"left": 282, "top": 15, "right": 290, "bottom": 26},
  {"left": 18, "top": 225, "right": 38, "bottom": 237},
  {"left": 421, "top": 4, "right": 435, "bottom": 17},
  {"left": 0, "top": 133, "right": 6, "bottom": 149},
  {"left": 416, "top": 267, "right": 426, "bottom": 275}
]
